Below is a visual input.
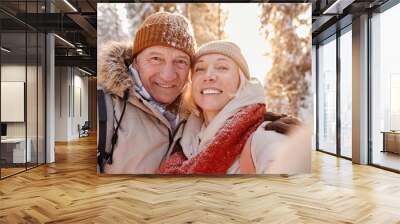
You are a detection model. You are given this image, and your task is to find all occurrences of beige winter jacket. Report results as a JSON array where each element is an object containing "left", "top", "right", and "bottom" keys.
[
  {"left": 98, "top": 42, "right": 184, "bottom": 174},
  {"left": 174, "top": 74, "right": 311, "bottom": 174}
]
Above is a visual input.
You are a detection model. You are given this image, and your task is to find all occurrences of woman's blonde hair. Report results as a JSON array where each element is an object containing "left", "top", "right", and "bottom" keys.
[{"left": 180, "top": 70, "right": 202, "bottom": 117}]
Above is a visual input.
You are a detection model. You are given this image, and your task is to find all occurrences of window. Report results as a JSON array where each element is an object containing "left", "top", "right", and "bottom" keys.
[
  {"left": 339, "top": 27, "right": 352, "bottom": 158},
  {"left": 371, "top": 2, "right": 400, "bottom": 171},
  {"left": 317, "top": 36, "right": 337, "bottom": 154}
]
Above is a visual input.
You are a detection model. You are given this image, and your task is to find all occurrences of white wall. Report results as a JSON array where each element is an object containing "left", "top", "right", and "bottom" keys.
[
  {"left": 55, "top": 66, "right": 69, "bottom": 141},
  {"left": 72, "top": 73, "right": 89, "bottom": 138},
  {"left": 54, "top": 67, "right": 89, "bottom": 141},
  {"left": 1, "top": 64, "right": 46, "bottom": 164},
  {"left": 1, "top": 65, "right": 41, "bottom": 137},
  {"left": 1, "top": 65, "right": 26, "bottom": 139}
]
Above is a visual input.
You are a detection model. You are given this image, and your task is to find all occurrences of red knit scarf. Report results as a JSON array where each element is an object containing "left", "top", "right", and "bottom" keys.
[{"left": 158, "top": 103, "right": 265, "bottom": 174}]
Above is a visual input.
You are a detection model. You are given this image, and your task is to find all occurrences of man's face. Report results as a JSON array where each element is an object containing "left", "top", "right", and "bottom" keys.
[{"left": 134, "top": 46, "right": 191, "bottom": 105}]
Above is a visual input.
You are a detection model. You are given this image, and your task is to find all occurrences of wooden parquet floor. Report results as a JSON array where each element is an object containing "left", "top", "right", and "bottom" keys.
[
  {"left": 1, "top": 135, "right": 400, "bottom": 224},
  {"left": 1, "top": 167, "right": 26, "bottom": 178}
]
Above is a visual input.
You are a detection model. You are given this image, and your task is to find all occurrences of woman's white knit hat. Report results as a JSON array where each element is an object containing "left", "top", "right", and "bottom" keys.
[{"left": 194, "top": 40, "right": 250, "bottom": 79}]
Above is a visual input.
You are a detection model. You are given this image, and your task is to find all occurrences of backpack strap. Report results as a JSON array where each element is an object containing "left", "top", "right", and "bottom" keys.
[
  {"left": 97, "top": 89, "right": 130, "bottom": 172},
  {"left": 97, "top": 89, "right": 107, "bottom": 173},
  {"left": 107, "top": 89, "right": 129, "bottom": 165}
]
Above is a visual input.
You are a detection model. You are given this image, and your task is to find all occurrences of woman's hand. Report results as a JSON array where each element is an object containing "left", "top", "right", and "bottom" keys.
[{"left": 263, "top": 111, "right": 301, "bottom": 134}]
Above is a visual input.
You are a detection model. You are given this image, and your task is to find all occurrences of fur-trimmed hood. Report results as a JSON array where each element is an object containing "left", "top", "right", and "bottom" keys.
[{"left": 98, "top": 41, "right": 134, "bottom": 98}]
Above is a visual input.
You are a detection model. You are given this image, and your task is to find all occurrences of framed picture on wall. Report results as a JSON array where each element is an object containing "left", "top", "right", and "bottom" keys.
[{"left": 97, "top": 3, "right": 313, "bottom": 175}]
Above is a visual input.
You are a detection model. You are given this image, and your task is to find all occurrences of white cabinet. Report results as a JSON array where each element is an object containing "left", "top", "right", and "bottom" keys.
[
  {"left": 382, "top": 132, "right": 400, "bottom": 154},
  {"left": 1, "top": 138, "right": 32, "bottom": 163}
]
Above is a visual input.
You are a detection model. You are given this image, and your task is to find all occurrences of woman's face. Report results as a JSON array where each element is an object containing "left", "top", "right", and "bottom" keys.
[{"left": 191, "top": 54, "right": 240, "bottom": 114}]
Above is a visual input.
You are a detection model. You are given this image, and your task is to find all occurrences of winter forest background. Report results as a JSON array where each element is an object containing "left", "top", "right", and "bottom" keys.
[{"left": 97, "top": 3, "right": 312, "bottom": 120}]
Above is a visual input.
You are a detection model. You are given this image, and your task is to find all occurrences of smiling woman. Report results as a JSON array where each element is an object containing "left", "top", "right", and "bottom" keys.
[
  {"left": 192, "top": 54, "right": 240, "bottom": 123},
  {"left": 159, "top": 40, "right": 310, "bottom": 174}
]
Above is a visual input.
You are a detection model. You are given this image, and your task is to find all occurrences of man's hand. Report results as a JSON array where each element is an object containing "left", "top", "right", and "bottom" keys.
[{"left": 263, "top": 111, "right": 301, "bottom": 134}]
